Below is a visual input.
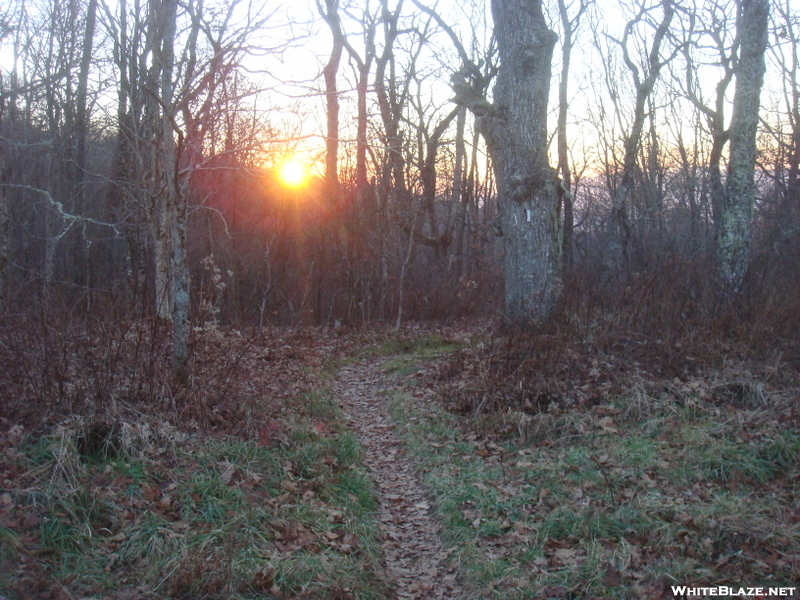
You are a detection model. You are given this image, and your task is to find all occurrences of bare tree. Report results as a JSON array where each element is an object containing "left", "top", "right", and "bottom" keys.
[
  {"left": 768, "top": 0, "right": 800, "bottom": 239},
  {"left": 601, "top": 0, "right": 676, "bottom": 273},
  {"left": 555, "top": 0, "right": 589, "bottom": 270},
  {"left": 716, "top": 0, "right": 769, "bottom": 301},
  {"left": 0, "top": 90, "right": 8, "bottom": 311},
  {"left": 0, "top": 8, "right": 13, "bottom": 311},
  {"left": 675, "top": 0, "right": 738, "bottom": 253},
  {"left": 413, "top": 0, "right": 561, "bottom": 323},
  {"left": 340, "top": 1, "right": 377, "bottom": 206},
  {"left": 455, "top": 0, "right": 561, "bottom": 324},
  {"left": 317, "top": 0, "right": 345, "bottom": 193}
]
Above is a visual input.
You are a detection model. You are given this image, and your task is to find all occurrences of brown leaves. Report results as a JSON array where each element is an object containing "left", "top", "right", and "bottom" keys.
[
  {"left": 604, "top": 563, "right": 622, "bottom": 586},
  {"left": 538, "top": 584, "right": 569, "bottom": 598},
  {"left": 252, "top": 565, "right": 276, "bottom": 592},
  {"left": 258, "top": 420, "right": 285, "bottom": 447},
  {"left": 597, "top": 416, "right": 619, "bottom": 434},
  {"left": 335, "top": 362, "right": 469, "bottom": 600},
  {"left": 0, "top": 492, "right": 14, "bottom": 513}
]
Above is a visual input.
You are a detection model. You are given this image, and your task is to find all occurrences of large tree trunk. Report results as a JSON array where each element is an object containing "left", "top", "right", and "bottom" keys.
[
  {"left": 492, "top": 0, "right": 560, "bottom": 325},
  {"left": 0, "top": 107, "right": 7, "bottom": 312},
  {"left": 716, "top": 0, "right": 769, "bottom": 301},
  {"left": 162, "top": 0, "right": 189, "bottom": 378},
  {"left": 455, "top": 0, "right": 561, "bottom": 325},
  {"left": 318, "top": 0, "right": 345, "bottom": 325},
  {"left": 150, "top": 0, "right": 187, "bottom": 376}
]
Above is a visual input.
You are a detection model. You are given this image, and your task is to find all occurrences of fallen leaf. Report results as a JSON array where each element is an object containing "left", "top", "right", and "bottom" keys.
[
  {"left": 605, "top": 564, "right": 622, "bottom": 586},
  {"left": 253, "top": 566, "right": 275, "bottom": 591},
  {"left": 554, "top": 548, "right": 577, "bottom": 561},
  {"left": 313, "top": 422, "right": 331, "bottom": 435},
  {"left": 0, "top": 493, "right": 13, "bottom": 511},
  {"left": 598, "top": 417, "right": 619, "bottom": 433},
  {"left": 220, "top": 461, "right": 236, "bottom": 485},
  {"left": 540, "top": 584, "right": 568, "bottom": 597},
  {"left": 280, "top": 480, "right": 298, "bottom": 492},
  {"left": 257, "top": 428, "right": 271, "bottom": 447}
]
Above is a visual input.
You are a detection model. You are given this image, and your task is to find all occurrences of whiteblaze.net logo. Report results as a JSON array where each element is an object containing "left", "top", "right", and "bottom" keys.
[{"left": 671, "top": 587, "right": 797, "bottom": 598}]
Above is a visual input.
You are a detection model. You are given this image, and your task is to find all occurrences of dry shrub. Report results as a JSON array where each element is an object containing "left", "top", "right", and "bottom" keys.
[
  {"left": 0, "top": 299, "right": 173, "bottom": 425},
  {"left": 0, "top": 296, "right": 351, "bottom": 438},
  {"left": 437, "top": 257, "right": 800, "bottom": 419}
]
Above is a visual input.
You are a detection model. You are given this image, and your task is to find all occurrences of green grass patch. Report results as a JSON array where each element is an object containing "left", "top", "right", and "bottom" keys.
[
  {"left": 0, "top": 389, "right": 389, "bottom": 599},
  {"left": 381, "top": 348, "right": 800, "bottom": 600},
  {"left": 361, "top": 332, "right": 461, "bottom": 360}
]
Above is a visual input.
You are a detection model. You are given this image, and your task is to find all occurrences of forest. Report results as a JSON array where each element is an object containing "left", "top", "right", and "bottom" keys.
[{"left": 1, "top": 0, "right": 799, "bottom": 598}]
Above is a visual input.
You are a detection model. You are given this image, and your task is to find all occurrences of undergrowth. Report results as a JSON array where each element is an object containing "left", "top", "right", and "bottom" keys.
[
  {"left": 0, "top": 313, "right": 390, "bottom": 600},
  {"left": 0, "top": 391, "right": 389, "bottom": 599},
  {"left": 381, "top": 300, "right": 800, "bottom": 600},
  {"left": 2, "top": 264, "right": 799, "bottom": 599},
  {"left": 386, "top": 378, "right": 800, "bottom": 599}
]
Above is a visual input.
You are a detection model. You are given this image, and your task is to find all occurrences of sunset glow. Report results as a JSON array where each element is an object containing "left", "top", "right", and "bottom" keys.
[{"left": 277, "top": 157, "right": 308, "bottom": 188}]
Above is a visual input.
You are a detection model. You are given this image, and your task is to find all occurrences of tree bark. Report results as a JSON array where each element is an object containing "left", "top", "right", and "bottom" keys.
[
  {"left": 151, "top": 0, "right": 187, "bottom": 376},
  {"left": 318, "top": 0, "right": 344, "bottom": 192},
  {"left": 716, "top": 0, "right": 769, "bottom": 301},
  {"left": 74, "top": 0, "right": 97, "bottom": 196},
  {"left": 450, "top": 107, "right": 468, "bottom": 277},
  {"left": 0, "top": 105, "right": 7, "bottom": 312},
  {"left": 455, "top": 0, "right": 561, "bottom": 325}
]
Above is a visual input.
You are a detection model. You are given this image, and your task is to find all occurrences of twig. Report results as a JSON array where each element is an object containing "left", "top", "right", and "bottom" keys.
[{"left": 591, "top": 455, "right": 617, "bottom": 507}]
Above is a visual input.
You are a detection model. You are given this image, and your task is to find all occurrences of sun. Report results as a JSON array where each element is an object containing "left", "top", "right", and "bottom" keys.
[{"left": 277, "top": 157, "right": 308, "bottom": 188}]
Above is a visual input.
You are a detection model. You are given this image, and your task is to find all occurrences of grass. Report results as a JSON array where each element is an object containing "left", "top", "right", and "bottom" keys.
[
  {"left": 3, "top": 324, "right": 798, "bottom": 599},
  {"left": 360, "top": 332, "right": 461, "bottom": 372},
  {"left": 0, "top": 387, "right": 390, "bottom": 600},
  {"left": 382, "top": 346, "right": 800, "bottom": 599}
]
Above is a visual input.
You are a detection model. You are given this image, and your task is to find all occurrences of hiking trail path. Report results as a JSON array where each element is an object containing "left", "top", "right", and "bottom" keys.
[{"left": 333, "top": 361, "right": 470, "bottom": 600}]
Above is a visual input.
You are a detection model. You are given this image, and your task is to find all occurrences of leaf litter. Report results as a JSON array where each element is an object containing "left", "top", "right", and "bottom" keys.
[
  {"left": 3, "top": 318, "right": 799, "bottom": 599},
  {"left": 334, "top": 361, "right": 469, "bottom": 600}
]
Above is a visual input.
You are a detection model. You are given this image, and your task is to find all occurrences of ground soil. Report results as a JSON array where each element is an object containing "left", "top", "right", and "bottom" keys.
[{"left": 334, "top": 361, "right": 469, "bottom": 600}]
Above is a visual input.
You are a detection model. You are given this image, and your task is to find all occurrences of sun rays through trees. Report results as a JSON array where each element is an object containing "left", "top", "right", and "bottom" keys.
[{"left": 0, "top": 0, "right": 797, "bottom": 356}]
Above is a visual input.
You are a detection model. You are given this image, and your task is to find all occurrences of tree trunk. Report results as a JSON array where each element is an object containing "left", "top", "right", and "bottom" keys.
[
  {"left": 773, "top": 0, "right": 799, "bottom": 242},
  {"left": 151, "top": 0, "right": 187, "bottom": 376},
  {"left": 556, "top": 0, "right": 587, "bottom": 272},
  {"left": 354, "top": 62, "right": 370, "bottom": 203},
  {"left": 74, "top": 0, "right": 97, "bottom": 202},
  {"left": 319, "top": 0, "right": 344, "bottom": 192},
  {"left": 71, "top": 0, "right": 98, "bottom": 294},
  {"left": 456, "top": 0, "right": 561, "bottom": 325},
  {"left": 450, "top": 107, "right": 467, "bottom": 277},
  {"left": 716, "top": 0, "right": 769, "bottom": 301},
  {"left": 0, "top": 106, "right": 7, "bottom": 312}
]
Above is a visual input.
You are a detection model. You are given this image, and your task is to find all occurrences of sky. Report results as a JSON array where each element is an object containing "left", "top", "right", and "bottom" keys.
[{"left": 0, "top": 0, "right": 795, "bottom": 181}]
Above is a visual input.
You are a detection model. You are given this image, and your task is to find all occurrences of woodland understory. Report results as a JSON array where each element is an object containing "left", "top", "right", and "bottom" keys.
[
  {"left": 2, "top": 0, "right": 800, "bottom": 596},
  {"left": 0, "top": 274, "right": 799, "bottom": 598}
]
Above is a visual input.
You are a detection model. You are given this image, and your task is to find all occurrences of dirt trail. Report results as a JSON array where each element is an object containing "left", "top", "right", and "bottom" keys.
[{"left": 334, "top": 362, "right": 468, "bottom": 600}]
